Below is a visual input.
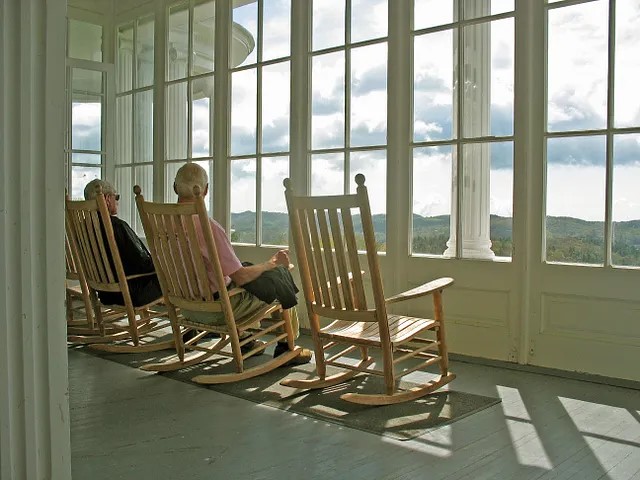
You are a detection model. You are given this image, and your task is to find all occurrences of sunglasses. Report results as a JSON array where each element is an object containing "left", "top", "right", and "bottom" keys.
[{"left": 109, "top": 193, "right": 120, "bottom": 201}]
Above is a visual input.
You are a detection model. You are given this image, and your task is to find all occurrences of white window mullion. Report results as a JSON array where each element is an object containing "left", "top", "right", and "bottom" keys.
[
  {"left": 289, "top": 0, "right": 311, "bottom": 195},
  {"left": 386, "top": 0, "right": 412, "bottom": 296},
  {"left": 604, "top": 0, "right": 617, "bottom": 267},
  {"left": 153, "top": 4, "right": 166, "bottom": 202},
  {"left": 213, "top": 0, "right": 232, "bottom": 230}
]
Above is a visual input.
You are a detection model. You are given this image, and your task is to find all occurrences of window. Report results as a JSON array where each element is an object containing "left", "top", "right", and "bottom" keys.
[
  {"left": 310, "top": 0, "right": 388, "bottom": 252},
  {"left": 115, "top": 15, "right": 155, "bottom": 234},
  {"left": 411, "top": 0, "right": 514, "bottom": 259},
  {"left": 230, "top": 0, "right": 291, "bottom": 246},
  {"left": 162, "top": 2, "right": 216, "bottom": 214},
  {"left": 545, "top": 0, "right": 640, "bottom": 267},
  {"left": 66, "top": 18, "right": 106, "bottom": 200}
]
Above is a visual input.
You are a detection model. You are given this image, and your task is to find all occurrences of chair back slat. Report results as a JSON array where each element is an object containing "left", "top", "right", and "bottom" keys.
[
  {"left": 285, "top": 177, "right": 380, "bottom": 323},
  {"left": 184, "top": 213, "right": 214, "bottom": 301},
  {"left": 340, "top": 207, "right": 367, "bottom": 309},
  {"left": 316, "top": 208, "right": 343, "bottom": 310},
  {"left": 150, "top": 213, "right": 181, "bottom": 297},
  {"left": 328, "top": 208, "right": 354, "bottom": 310},
  {"left": 162, "top": 213, "right": 192, "bottom": 299},
  {"left": 305, "top": 208, "right": 332, "bottom": 307},
  {"left": 89, "top": 210, "right": 116, "bottom": 284}
]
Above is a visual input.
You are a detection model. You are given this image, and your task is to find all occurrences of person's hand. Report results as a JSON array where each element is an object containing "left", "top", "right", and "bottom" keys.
[{"left": 273, "top": 249, "right": 290, "bottom": 267}]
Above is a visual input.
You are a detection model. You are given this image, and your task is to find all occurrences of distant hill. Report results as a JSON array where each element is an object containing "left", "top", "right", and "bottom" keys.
[{"left": 230, "top": 211, "right": 640, "bottom": 264}]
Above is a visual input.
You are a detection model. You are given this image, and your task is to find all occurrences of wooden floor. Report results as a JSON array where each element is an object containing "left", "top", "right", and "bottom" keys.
[{"left": 69, "top": 343, "right": 640, "bottom": 480}]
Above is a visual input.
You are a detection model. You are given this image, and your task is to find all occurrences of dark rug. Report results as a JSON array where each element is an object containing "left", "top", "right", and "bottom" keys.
[{"left": 76, "top": 342, "right": 501, "bottom": 441}]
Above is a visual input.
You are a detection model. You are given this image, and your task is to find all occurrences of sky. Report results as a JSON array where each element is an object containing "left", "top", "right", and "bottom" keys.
[{"left": 71, "top": 0, "right": 640, "bottom": 223}]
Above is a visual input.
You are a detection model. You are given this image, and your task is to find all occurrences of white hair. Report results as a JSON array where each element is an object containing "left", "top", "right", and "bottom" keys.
[
  {"left": 84, "top": 179, "right": 116, "bottom": 200},
  {"left": 174, "top": 163, "right": 208, "bottom": 199}
]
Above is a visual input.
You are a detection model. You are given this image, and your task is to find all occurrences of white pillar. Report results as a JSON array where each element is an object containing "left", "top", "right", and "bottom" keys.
[
  {"left": 0, "top": 0, "right": 71, "bottom": 479},
  {"left": 166, "top": 57, "right": 188, "bottom": 160},
  {"left": 445, "top": 0, "right": 494, "bottom": 259}
]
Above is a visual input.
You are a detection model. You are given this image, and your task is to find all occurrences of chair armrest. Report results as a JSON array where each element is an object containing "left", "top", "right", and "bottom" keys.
[
  {"left": 227, "top": 287, "right": 245, "bottom": 297},
  {"left": 385, "top": 277, "right": 454, "bottom": 304}
]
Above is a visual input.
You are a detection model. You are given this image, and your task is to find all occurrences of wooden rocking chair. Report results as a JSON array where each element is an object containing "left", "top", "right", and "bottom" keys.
[
  {"left": 65, "top": 188, "right": 173, "bottom": 353},
  {"left": 133, "top": 185, "right": 304, "bottom": 384},
  {"left": 282, "top": 174, "right": 456, "bottom": 405}
]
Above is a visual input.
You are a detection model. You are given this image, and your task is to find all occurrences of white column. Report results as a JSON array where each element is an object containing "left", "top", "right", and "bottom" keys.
[
  {"left": 166, "top": 57, "right": 188, "bottom": 160},
  {"left": 0, "top": 0, "right": 71, "bottom": 479},
  {"left": 445, "top": 0, "right": 494, "bottom": 259}
]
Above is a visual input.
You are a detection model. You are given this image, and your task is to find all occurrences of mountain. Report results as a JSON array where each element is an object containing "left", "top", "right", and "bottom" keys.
[{"left": 230, "top": 211, "right": 640, "bottom": 264}]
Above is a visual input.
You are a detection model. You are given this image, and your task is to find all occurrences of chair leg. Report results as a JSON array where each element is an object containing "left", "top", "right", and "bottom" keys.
[
  {"left": 433, "top": 290, "right": 450, "bottom": 376},
  {"left": 281, "top": 307, "right": 295, "bottom": 351}
]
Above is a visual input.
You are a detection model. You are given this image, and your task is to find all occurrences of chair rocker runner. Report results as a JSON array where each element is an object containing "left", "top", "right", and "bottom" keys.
[
  {"left": 65, "top": 189, "right": 173, "bottom": 353},
  {"left": 134, "top": 185, "right": 303, "bottom": 384},
  {"left": 282, "top": 174, "right": 456, "bottom": 405}
]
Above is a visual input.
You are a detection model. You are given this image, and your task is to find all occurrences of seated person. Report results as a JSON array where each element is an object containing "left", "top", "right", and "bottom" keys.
[
  {"left": 173, "top": 163, "right": 311, "bottom": 364},
  {"left": 83, "top": 179, "right": 162, "bottom": 307}
]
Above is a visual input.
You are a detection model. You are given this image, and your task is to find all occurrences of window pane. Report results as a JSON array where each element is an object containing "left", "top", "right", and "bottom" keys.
[
  {"left": 164, "top": 162, "right": 185, "bottom": 203},
  {"left": 414, "top": 0, "right": 454, "bottom": 30},
  {"left": 72, "top": 153, "right": 102, "bottom": 165},
  {"left": 134, "top": 90, "right": 153, "bottom": 163},
  {"left": 136, "top": 16, "right": 155, "bottom": 88},
  {"left": 262, "top": 62, "right": 290, "bottom": 153},
  {"left": 164, "top": 161, "right": 212, "bottom": 210},
  {"left": 412, "top": 146, "right": 452, "bottom": 256},
  {"left": 612, "top": 134, "right": 640, "bottom": 267},
  {"left": 166, "top": 81, "right": 188, "bottom": 160},
  {"left": 230, "top": 69, "right": 257, "bottom": 156},
  {"left": 68, "top": 19, "right": 102, "bottom": 62},
  {"left": 261, "top": 156, "right": 289, "bottom": 246},
  {"left": 233, "top": 0, "right": 257, "bottom": 67},
  {"left": 414, "top": 30, "right": 454, "bottom": 142},
  {"left": 614, "top": 0, "right": 640, "bottom": 128},
  {"left": 117, "top": 24, "right": 133, "bottom": 93},
  {"left": 231, "top": 159, "right": 257, "bottom": 244},
  {"left": 463, "top": 0, "right": 513, "bottom": 19},
  {"left": 490, "top": 142, "right": 513, "bottom": 258},
  {"left": 115, "top": 167, "right": 133, "bottom": 226},
  {"left": 547, "top": 1, "right": 608, "bottom": 132},
  {"left": 72, "top": 95, "right": 102, "bottom": 152},
  {"left": 312, "top": 153, "right": 344, "bottom": 195},
  {"left": 116, "top": 95, "right": 132, "bottom": 165},
  {"left": 312, "top": 51, "right": 345, "bottom": 150},
  {"left": 263, "top": 0, "right": 291, "bottom": 61},
  {"left": 351, "top": 43, "right": 387, "bottom": 147},
  {"left": 193, "top": 0, "right": 215, "bottom": 75},
  {"left": 462, "top": 19, "right": 514, "bottom": 138},
  {"left": 192, "top": 76, "right": 213, "bottom": 158},
  {"left": 459, "top": 143, "right": 505, "bottom": 259},
  {"left": 168, "top": 4, "right": 189, "bottom": 81},
  {"left": 351, "top": 0, "right": 387, "bottom": 43},
  {"left": 71, "top": 166, "right": 101, "bottom": 200},
  {"left": 313, "top": 0, "right": 345, "bottom": 51},
  {"left": 546, "top": 136, "right": 606, "bottom": 265},
  {"left": 351, "top": 150, "right": 386, "bottom": 251}
]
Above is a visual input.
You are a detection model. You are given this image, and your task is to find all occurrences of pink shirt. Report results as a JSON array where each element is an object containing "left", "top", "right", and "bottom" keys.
[{"left": 194, "top": 216, "right": 243, "bottom": 294}]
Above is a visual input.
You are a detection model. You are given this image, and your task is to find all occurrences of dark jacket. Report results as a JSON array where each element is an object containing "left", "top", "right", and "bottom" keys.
[
  {"left": 98, "top": 216, "right": 162, "bottom": 307},
  {"left": 241, "top": 263, "right": 299, "bottom": 309}
]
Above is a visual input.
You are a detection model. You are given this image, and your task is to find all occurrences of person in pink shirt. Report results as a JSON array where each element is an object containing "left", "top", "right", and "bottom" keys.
[{"left": 173, "top": 163, "right": 311, "bottom": 364}]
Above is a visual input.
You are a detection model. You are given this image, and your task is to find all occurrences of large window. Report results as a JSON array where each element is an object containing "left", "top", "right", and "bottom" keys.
[
  {"left": 310, "top": 0, "right": 389, "bottom": 251},
  {"left": 163, "top": 1, "right": 216, "bottom": 213},
  {"left": 411, "top": 0, "right": 515, "bottom": 259},
  {"left": 545, "top": 0, "right": 640, "bottom": 267},
  {"left": 116, "top": 15, "right": 155, "bottom": 234},
  {"left": 66, "top": 18, "right": 106, "bottom": 200},
  {"left": 229, "top": 0, "right": 291, "bottom": 246}
]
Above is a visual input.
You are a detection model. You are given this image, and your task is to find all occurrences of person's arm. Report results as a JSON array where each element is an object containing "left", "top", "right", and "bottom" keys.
[{"left": 229, "top": 250, "right": 290, "bottom": 286}]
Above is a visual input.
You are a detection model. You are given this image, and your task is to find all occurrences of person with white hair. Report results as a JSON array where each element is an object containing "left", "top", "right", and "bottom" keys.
[
  {"left": 173, "top": 163, "right": 312, "bottom": 365},
  {"left": 83, "top": 178, "right": 162, "bottom": 307}
]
